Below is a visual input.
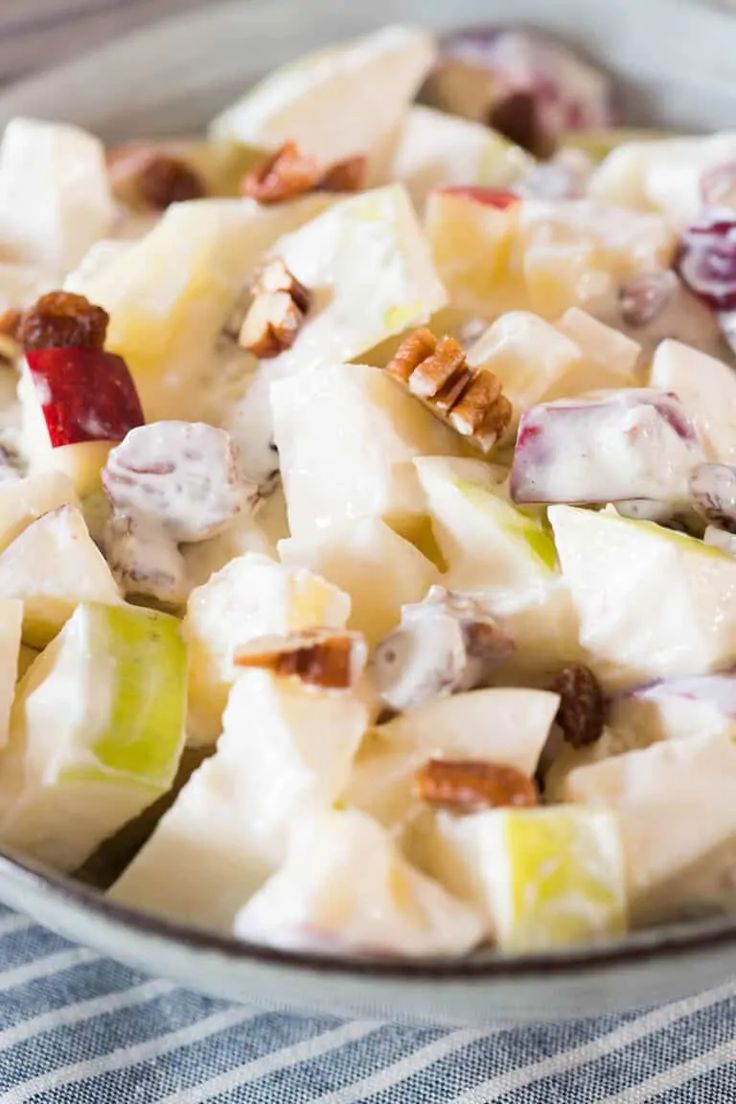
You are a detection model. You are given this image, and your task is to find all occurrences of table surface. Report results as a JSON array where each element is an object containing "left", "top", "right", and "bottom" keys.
[{"left": 1, "top": 3, "right": 736, "bottom": 1101}]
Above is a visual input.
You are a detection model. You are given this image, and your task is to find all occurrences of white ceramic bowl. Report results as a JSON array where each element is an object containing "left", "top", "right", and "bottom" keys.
[{"left": 0, "top": 0, "right": 734, "bottom": 1024}]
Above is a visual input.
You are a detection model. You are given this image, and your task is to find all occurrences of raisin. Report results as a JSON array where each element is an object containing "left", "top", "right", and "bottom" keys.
[
  {"left": 137, "top": 154, "right": 206, "bottom": 209},
  {"left": 552, "top": 664, "right": 605, "bottom": 748},
  {"left": 19, "top": 291, "right": 109, "bottom": 352}
]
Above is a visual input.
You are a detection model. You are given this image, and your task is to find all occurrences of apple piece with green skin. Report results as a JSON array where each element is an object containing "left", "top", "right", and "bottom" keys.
[
  {"left": 650, "top": 340, "right": 736, "bottom": 465},
  {"left": 0, "top": 471, "right": 80, "bottom": 554},
  {"left": 343, "top": 687, "right": 559, "bottom": 829},
  {"left": 510, "top": 389, "right": 703, "bottom": 508},
  {"left": 564, "top": 732, "right": 736, "bottom": 924},
  {"left": 0, "top": 504, "right": 120, "bottom": 648},
  {"left": 278, "top": 518, "right": 437, "bottom": 646},
  {"left": 209, "top": 26, "right": 435, "bottom": 173},
  {"left": 413, "top": 805, "right": 626, "bottom": 951},
  {"left": 414, "top": 456, "right": 557, "bottom": 592},
  {"left": 550, "top": 504, "right": 736, "bottom": 689},
  {"left": 0, "top": 118, "right": 114, "bottom": 277},
  {"left": 0, "top": 600, "right": 21, "bottom": 747},
  {"left": 66, "top": 194, "right": 334, "bottom": 426},
  {"left": 19, "top": 347, "right": 145, "bottom": 497},
  {"left": 183, "top": 552, "right": 350, "bottom": 745},
  {"left": 588, "top": 131, "right": 736, "bottom": 228},
  {"left": 110, "top": 669, "right": 369, "bottom": 931},
  {"left": 0, "top": 601, "right": 186, "bottom": 872},
  {"left": 271, "top": 364, "right": 460, "bottom": 543},
  {"left": 466, "top": 311, "right": 640, "bottom": 431},
  {"left": 388, "top": 105, "right": 533, "bottom": 211},
  {"left": 233, "top": 807, "right": 484, "bottom": 957}
]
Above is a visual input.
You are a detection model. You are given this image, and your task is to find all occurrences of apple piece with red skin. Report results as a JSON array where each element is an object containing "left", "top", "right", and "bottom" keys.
[
  {"left": 510, "top": 389, "right": 704, "bottom": 511},
  {"left": 437, "top": 186, "right": 520, "bottom": 209},
  {"left": 20, "top": 346, "right": 144, "bottom": 497}
]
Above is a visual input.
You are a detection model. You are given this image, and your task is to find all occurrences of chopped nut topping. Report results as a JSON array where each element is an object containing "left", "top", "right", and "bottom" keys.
[
  {"left": 19, "top": 291, "right": 109, "bottom": 352},
  {"left": 552, "top": 664, "right": 605, "bottom": 749},
  {"left": 385, "top": 327, "right": 437, "bottom": 384},
  {"left": 241, "top": 142, "right": 367, "bottom": 205},
  {"left": 384, "top": 329, "right": 512, "bottom": 453},
  {"left": 415, "top": 758, "right": 538, "bottom": 813},
  {"left": 319, "top": 155, "right": 366, "bottom": 193},
  {"left": 103, "top": 421, "right": 253, "bottom": 543},
  {"left": 104, "top": 511, "right": 189, "bottom": 606},
  {"left": 241, "top": 142, "right": 321, "bottom": 204},
  {"left": 238, "top": 258, "right": 312, "bottom": 358},
  {"left": 373, "top": 586, "right": 514, "bottom": 712},
  {"left": 234, "top": 628, "right": 367, "bottom": 689}
]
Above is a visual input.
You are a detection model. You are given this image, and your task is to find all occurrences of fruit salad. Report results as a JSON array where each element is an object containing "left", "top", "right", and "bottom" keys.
[{"left": 0, "top": 22, "right": 734, "bottom": 960}]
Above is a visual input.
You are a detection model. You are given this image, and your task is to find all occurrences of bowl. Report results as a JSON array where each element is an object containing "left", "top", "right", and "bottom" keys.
[{"left": 0, "top": 0, "right": 734, "bottom": 1024}]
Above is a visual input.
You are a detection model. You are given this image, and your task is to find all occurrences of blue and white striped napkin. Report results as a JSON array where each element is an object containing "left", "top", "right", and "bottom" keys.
[{"left": 0, "top": 904, "right": 735, "bottom": 1103}]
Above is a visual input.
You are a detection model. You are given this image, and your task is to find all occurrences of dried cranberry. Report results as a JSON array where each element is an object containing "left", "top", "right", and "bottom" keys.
[{"left": 675, "top": 211, "right": 736, "bottom": 311}]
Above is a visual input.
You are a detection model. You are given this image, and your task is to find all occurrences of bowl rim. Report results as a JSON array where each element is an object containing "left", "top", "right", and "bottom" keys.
[{"left": 3, "top": 847, "right": 736, "bottom": 980}]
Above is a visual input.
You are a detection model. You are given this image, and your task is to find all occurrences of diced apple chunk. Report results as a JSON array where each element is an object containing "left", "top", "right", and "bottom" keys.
[
  {"left": 609, "top": 671, "right": 736, "bottom": 749},
  {"left": 565, "top": 732, "right": 736, "bottom": 923},
  {"left": 510, "top": 389, "right": 703, "bottom": 508},
  {"left": 0, "top": 600, "right": 21, "bottom": 748},
  {"left": 272, "top": 363, "right": 460, "bottom": 541},
  {"left": 210, "top": 26, "right": 435, "bottom": 168},
  {"left": 279, "top": 518, "right": 436, "bottom": 645},
  {"left": 466, "top": 311, "right": 639, "bottom": 428},
  {"left": 344, "top": 687, "right": 559, "bottom": 827},
  {"left": 0, "top": 471, "right": 80, "bottom": 554},
  {"left": 0, "top": 118, "right": 114, "bottom": 276},
  {"left": 416, "top": 806, "right": 626, "bottom": 950},
  {"left": 233, "top": 808, "right": 484, "bottom": 956},
  {"left": 550, "top": 505, "right": 736, "bottom": 688},
  {"left": 414, "top": 456, "right": 557, "bottom": 592},
  {"left": 110, "top": 669, "right": 368, "bottom": 930},
  {"left": 389, "top": 105, "right": 533, "bottom": 210},
  {"left": 183, "top": 552, "right": 350, "bottom": 744},
  {"left": 0, "top": 602, "right": 186, "bottom": 871},
  {"left": 650, "top": 340, "right": 736, "bottom": 465},
  {"left": 0, "top": 504, "right": 120, "bottom": 647}
]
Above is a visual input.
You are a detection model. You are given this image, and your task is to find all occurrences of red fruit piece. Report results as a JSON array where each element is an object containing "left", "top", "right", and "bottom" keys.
[
  {"left": 438, "top": 185, "right": 519, "bottom": 209},
  {"left": 675, "top": 211, "right": 736, "bottom": 311},
  {"left": 25, "top": 347, "right": 144, "bottom": 448}
]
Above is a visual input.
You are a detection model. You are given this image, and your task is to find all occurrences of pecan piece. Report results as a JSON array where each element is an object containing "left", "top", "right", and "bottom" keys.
[
  {"left": 552, "top": 664, "right": 604, "bottom": 749},
  {"left": 234, "top": 628, "right": 367, "bottom": 689},
  {"left": 415, "top": 758, "right": 538, "bottom": 813},
  {"left": 19, "top": 291, "right": 109, "bottom": 353},
  {"left": 239, "top": 258, "right": 311, "bottom": 358},
  {"left": 102, "top": 421, "right": 253, "bottom": 543},
  {"left": 383, "top": 328, "right": 512, "bottom": 453},
  {"left": 319, "top": 155, "right": 366, "bottom": 193},
  {"left": 241, "top": 142, "right": 321, "bottom": 205}
]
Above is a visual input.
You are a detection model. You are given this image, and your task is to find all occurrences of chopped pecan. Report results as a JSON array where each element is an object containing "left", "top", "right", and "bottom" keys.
[
  {"left": 385, "top": 327, "right": 437, "bottom": 383},
  {"left": 238, "top": 290, "right": 304, "bottom": 358},
  {"left": 552, "top": 664, "right": 605, "bottom": 749},
  {"left": 241, "top": 142, "right": 321, "bottom": 205},
  {"left": 319, "top": 155, "right": 366, "bottom": 193},
  {"left": 253, "top": 257, "right": 311, "bottom": 314},
  {"left": 19, "top": 291, "right": 109, "bottom": 352},
  {"left": 234, "top": 628, "right": 367, "bottom": 689},
  {"left": 239, "top": 258, "right": 311, "bottom": 358},
  {"left": 384, "top": 328, "right": 512, "bottom": 453},
  {"left": 415, "top": 758, "right": 538, "bottom": 812}
]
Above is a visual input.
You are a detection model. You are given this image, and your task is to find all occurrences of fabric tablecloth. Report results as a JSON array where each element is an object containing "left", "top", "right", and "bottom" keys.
[{"left": 1, "top": 904, "right": 735, "bottom": 1103}]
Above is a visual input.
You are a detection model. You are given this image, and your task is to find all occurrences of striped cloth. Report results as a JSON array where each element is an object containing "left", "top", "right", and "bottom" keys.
[{"left": 1, "top": 905, "right": 735, "bottom": 1102}]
